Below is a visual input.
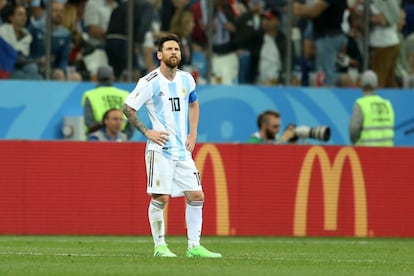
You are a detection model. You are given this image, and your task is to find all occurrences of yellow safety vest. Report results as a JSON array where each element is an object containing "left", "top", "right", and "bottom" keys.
[
  {"left": 81, "top": 86, "right": 129, "bottom": 130},
  {"left": 356, "top": 94, "right": 394, "bottom": 146}
]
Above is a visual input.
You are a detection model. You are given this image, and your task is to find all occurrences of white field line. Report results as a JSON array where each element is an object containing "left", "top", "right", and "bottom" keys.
[
  {"left": 0, "top": 252, "right": 139, "bottom": 257},
  {"left": 0, "top": 251, "right": 414, "bottom": 266}
]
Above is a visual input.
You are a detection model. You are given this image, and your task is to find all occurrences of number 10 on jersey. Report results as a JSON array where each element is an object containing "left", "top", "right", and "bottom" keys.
[{"left": 169, "top": 97, "right": 181, "bottom": 112}]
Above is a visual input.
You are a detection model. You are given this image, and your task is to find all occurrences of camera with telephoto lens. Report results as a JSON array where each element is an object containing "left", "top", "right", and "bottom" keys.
[{"left": 288, "top": 125, "right": 331, "bottom": 142}]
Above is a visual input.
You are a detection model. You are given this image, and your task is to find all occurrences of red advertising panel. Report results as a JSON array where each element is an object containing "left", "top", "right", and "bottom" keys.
[{"left": 0, "top": 141, "right": 413, "bottom": 237}]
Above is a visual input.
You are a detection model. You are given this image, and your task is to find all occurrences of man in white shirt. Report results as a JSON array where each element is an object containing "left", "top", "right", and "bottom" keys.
[{"left": 368, "top": 0, "right": 401, "bottom": 88}]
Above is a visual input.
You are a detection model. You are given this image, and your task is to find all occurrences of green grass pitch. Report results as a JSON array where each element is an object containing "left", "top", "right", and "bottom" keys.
[{"left": 0, "top": 235, "right": 413, "bottom": 275}]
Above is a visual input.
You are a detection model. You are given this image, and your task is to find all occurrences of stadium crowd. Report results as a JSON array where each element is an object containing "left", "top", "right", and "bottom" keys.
[{"left": 0, "top": 0, "right": 414, "bottom": 88}]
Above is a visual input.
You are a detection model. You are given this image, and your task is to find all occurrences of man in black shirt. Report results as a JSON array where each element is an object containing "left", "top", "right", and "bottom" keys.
[
  {"left": 105, "top": 0, "right": 155, "bottom": 80},
  {"left": 294, "top": 0, "right": 348, "bottom": 86}
]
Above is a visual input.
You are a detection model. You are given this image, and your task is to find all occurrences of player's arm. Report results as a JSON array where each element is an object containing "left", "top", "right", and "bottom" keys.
[
  {"left": 122, "top": 103, "right": 168, "bottom": 146},
  {"left": 186, "top": 100, "right": 199, "bottom": 152},
  {"left": 122, "top": 103, "right": 148, "bottom": 135}
]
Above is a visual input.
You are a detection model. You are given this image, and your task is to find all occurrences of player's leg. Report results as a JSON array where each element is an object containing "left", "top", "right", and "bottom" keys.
[
  {"left": 145, "top": 150, "right": 176, "bottom": 257},
  {"left": 174, "top": 159, "right": 222, "bottom": 258}
]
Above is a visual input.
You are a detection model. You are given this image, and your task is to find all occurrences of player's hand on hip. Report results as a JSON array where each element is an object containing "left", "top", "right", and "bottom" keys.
[{"left": 145, "top": 129, "right": 169, "bottom": 146}]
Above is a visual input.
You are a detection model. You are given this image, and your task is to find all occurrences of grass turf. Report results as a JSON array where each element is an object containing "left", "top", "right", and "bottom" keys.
[{"left": 0, "top": 235, "right": 413, "bottom": 275}]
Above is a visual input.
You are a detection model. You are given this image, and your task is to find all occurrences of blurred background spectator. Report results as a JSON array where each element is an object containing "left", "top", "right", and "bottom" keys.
[
  {"left": 61, "top": 0, "right": 89, "bottom": 80},
  {"left": 169, "top": 9, "right": 194, "bottom": 69},
  {"left": 367, "top": 0, "right": 400, "bottom": 88},
  {"left": 294, "top": 0, "right": 351, "bottom": 87},
  {"left": 210, "top": 0, "right": 239, "bottom": 84},
  {"left": 105, "top": 0, "right": 156, "bottom": 81},
  {"left": 28, "top": 1, "right": 79, "bottom": 80},
  {"left": 87, "top": 108, "right": 128, "bottom": 142},
  {"left": 395, "top": 7, "right": 414, "bottom": 88},
  {"left": 0, "top": 0, "right": 412, "bottom": 88},
  {"left": 0, "top": 3, "right": 43, "bottom": 79}
]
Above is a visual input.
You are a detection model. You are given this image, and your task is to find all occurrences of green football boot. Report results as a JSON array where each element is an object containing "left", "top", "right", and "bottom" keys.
[
  {"left": 153, "top": 245, "right": 177, "bottom": 257},
  {"left": 186, "top": 245, "right": 222, "bottom": 258}
]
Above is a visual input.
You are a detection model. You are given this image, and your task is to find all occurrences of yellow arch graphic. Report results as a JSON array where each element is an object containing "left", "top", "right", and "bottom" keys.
[
  {"left": 195, "top": 144, "right": 230, "bottom": 235},
  {"left": 294, "top": 146, "right": 367, "bottom": 237}
]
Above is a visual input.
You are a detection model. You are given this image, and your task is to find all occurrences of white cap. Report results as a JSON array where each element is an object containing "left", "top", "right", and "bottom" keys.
[{"left": 361, "top": 70, "right": 378, "bottom": 89}]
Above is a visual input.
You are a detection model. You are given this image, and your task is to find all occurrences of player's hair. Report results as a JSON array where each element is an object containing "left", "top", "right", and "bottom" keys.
[
  {"left": 157, "top": 33, "right": 181, "bottom": 51},
  {"left": 257, "top": 110, "right": 280, "bottom": 129}
]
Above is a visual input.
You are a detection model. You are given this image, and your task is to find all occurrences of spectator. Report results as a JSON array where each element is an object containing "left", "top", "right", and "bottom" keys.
[
  {"left": 28, "top": 1, "right": 73, "bottom": 80},
  {"left": 252, "top": 9, "right": 286, "bottom": 85},
  {"left": 300, "top": 18, "right": 316, "bottom": 86},
  {"left": 395, "top": 8, "right": 414, "bottom": 88},
  {"left": 233, "top": 0, "right": 265, "bottom": 83},
  {"left": 349, "top": 70, "right": 395, "bottom": 146},
  {"left": 337, "top": 7, "right": 364, "bottom": 85},
  {"left": 211, "top": 0, "right": 240, "bottom": 84},
  {"left": 236, "top": 0, "right": 265, "bottom": 34},
  {"left": 79, "top": 0, "right": 120, "bottom": 79},
  {"left": 160, "top": 0, "right": 190, "bottom": 32},
  {"left": 169, "top": 9, "right": 194, "bottom": 68},
  {"left": 213, "top": 8, "right": 291, "bottom": 85},
  {"left": 0, "top": 3, "right": 43, "bottom": 79},
  {"left": 81, "top": 65, "right": 133, "bottom": 139},
  {"left": 367, "top": 0, "right": 400, "bottom": 88},
  {"left": 62, "top": 0, "right": 88, "bottom": 80},
  {"left": 403, "top": 33, "right": 414, "bottom": 86},
  {"left": 105, "top": 0, "right": 156, "bottom": 80},
  {"left": 294, "top": 0, "right": 349, "bottom": 87},
  {"left": 189, "top": 0, "right": 208, "bottom": 49},
  {"left": 87, "top": 108, "right": 128, "bottom": 142},
  {"left": 402, "top": 0, "right": 414, "bottom": 36},
  {"left": 83, "top": 0, "right": 117, "bottom": 49},
  {"left": 247, "top": 110, "right": 295, "bottom": 144}
]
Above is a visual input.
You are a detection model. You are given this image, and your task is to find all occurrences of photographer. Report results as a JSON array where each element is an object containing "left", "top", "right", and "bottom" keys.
[
  {"left": 247, "top": 110, "right": 296, "bottom": 144},
  {"left": 247, "top": 110, "right": 331, "bottom": 144}
]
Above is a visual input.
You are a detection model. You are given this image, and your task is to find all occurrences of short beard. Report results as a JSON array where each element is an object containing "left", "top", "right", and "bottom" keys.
[{"left": 164, "top": 57, "right": 180, "bottom": 68}]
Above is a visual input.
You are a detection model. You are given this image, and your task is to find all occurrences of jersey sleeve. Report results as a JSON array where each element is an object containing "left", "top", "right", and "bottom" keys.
[
  {"left": 188, "top": 72, "right": 197, "bottom": 103},
  {"left": 124, "top": 78, "right": 153, "bottom": 110}
]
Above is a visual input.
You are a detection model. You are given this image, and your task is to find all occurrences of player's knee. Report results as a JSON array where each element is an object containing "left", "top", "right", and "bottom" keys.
[
  {"left": 151, "top": 194, "right": 169, "bottom": 204},
  {"left": 186, "top": 191, "right": 204, "bottom": 202}
]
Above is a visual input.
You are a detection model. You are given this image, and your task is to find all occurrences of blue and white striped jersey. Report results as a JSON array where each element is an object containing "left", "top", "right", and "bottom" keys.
[{"left": 125, "top": 68, "right": 198, "bottom": 160}]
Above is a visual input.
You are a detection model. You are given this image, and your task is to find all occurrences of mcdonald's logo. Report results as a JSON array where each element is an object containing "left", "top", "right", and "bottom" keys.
[
  {"left": 195, "top": 144, "right": 230, "bottom": 235},
  {"left": 293, "top": 146, "right": 368, "bottom": 237}
]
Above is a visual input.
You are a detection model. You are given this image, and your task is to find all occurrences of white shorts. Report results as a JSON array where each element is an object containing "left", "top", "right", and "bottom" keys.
[{"left": 145, "top": 150, "right": 203, "bottom": 197}]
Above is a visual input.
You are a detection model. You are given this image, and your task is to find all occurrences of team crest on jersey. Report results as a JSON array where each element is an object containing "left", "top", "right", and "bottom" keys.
[{"left": 182, "top": 87, "right": 187, "bottom": 96}]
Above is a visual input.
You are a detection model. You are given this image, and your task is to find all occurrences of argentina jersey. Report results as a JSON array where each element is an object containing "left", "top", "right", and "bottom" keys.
[{"left": 124, "top": 68, "right": 197, "bottom": 160}]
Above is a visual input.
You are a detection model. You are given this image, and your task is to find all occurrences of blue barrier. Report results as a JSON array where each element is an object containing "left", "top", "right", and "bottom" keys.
[{"left": 1, "top": 80, "right": 413, "bottom": 146}]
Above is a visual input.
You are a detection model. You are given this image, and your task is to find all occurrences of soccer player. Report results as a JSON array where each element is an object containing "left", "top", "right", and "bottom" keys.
[{"left": 122, "top": 34, "right": 222, "bottom": 258}]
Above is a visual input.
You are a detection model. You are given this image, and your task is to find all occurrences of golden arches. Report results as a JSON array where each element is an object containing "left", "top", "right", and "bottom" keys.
[
  {"left": 294, "top": 146, "right": 368, "bottom": 237},
  {"left": 195, "top": 144, "right": 230, "bottom": 235}
]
